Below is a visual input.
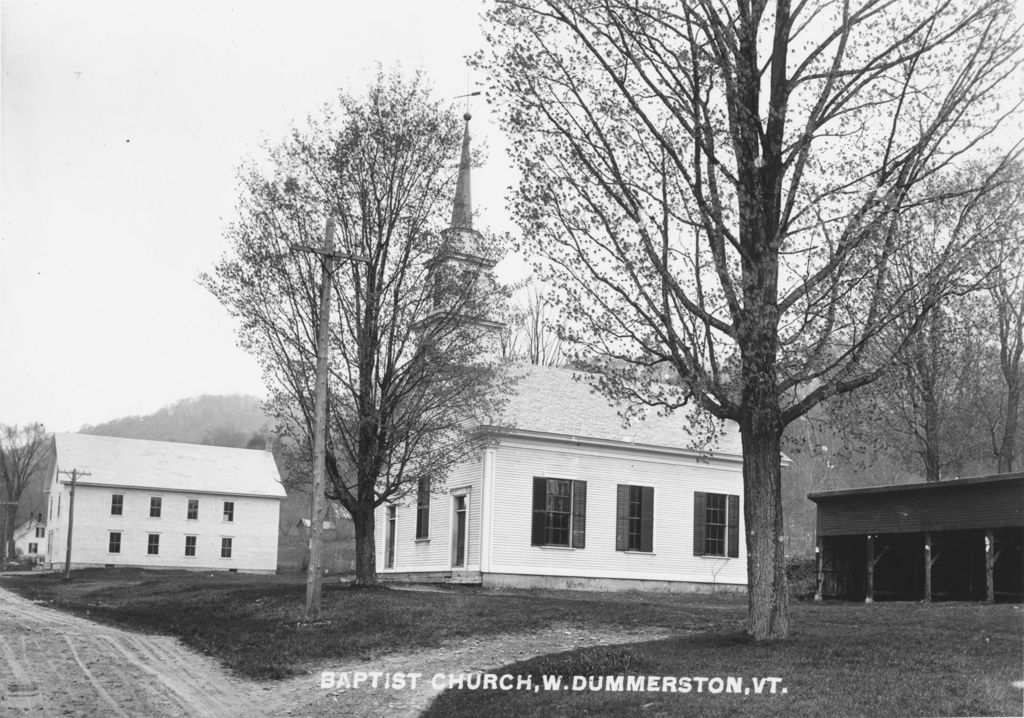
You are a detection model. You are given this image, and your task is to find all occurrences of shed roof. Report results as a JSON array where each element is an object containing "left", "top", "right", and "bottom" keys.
[
  {"left": 808, "top": 472, "right": 1023, "bottom": 536},
  {"left": 491, "top": 364, "right": 743, "bottom": 459},
  {"left": 54, "top": 433, "right": 287, "bottom": 499}
]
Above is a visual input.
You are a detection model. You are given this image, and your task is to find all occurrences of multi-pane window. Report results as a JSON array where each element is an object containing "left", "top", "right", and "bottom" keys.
[
  {"left": 385, "top": 506, "right": 396, "bottom": 568},
  {"left": 147, "top": 534, "right": 160, "bottom": 555},
  {"left": 35, "top": 526, "right": 44, "bottom": 538},
  {"left": 223, "top": 501, "right": 234, "bottom": 522},
  {"left": 415, "top": 477, "right": 430, "bottom": 540},
  {"left": 187, "top": 499, "right": 199, "bottom": 520},
  {"left": 150, "top": 497, "right": 162, "bottom": 518},
  {"left": 28, "top": 543, "right": 38, "bottom": 554},
  {"left": 109, "top": 532, "right": 122, "bottom": 554},
  {"left": 704, "top": 493, "right": 727, "bottom": 555},
  {"left": 616, "top": 485, "right": 654, "bottom": 552},
  {"left": 221, "top": 537, "right": 232, "bottom": 559},
  {"left": 531, "top": 477, "right": 586, "bottom": 548},
  {"left": 693, "top": 492, "right": 739, "bottom": 558},
  {"left": 110, "top": 494, "right": 123, "bottom": 516},
  {"left": 184, "top": 536, "right": 197, "bottom": 557}
]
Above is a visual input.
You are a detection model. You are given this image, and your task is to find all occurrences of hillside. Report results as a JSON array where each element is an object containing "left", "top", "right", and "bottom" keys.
[{"left": 79, "top": 395, "right": 271, "bottom": 449}]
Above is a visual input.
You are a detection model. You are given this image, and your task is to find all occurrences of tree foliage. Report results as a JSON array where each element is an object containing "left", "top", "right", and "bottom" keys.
[
  {"left": 482, "top": 0, "right": 1021, "bottom": 638},
  {"left": 0, "top": 423, "right": 51, "bottom": 564},
  {"left": 204, "top": 70, "right": 511, "bottom": 585}
]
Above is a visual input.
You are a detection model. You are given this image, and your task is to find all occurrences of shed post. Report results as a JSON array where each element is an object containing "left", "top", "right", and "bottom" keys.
[
  {"left": 985, "top": 530, "right": 994, "bottom": 603},
  {"left": 814, "top": 537, "right": 824, "bottom": 601},
  {"left": 865, "top": 534, "right": 874, "bottom": 604},
  {"left": 923, "top": 532, "right": 932, "bottom": 602}
]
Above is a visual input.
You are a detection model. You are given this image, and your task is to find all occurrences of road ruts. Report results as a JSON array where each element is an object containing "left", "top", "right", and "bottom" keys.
[{"left": 0, "top": 583, "right": 268, "bottom": 717}]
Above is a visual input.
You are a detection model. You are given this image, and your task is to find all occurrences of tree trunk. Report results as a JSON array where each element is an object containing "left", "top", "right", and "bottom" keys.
[
  {"left": 741, "top": 417, "right": 789, "bottom": 640},
  {"left": 997, "top": 380, "right": 1020, "bottom": 473},
  {"left": 353, "top": 505, "right": 378, "bottom": 586}
]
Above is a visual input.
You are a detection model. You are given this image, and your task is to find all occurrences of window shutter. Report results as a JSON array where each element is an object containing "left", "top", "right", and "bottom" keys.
[
  {"left": 693, "top": 491, "right": 707, "bottom": 556},
  {"left": 571, "top": 480, "right": 587, "bottom": 549},
  {"left": 640, "top": 486, "right": 654, "bottom": 553},
  {"left": 531, "top": 478, "right": 546, "bottom": 546},
  {"left": 727, "top": 494, "right": 740, "bottom": 558},
  {"left": 615, "top": 485, "right": 628, "bottom": 551}
]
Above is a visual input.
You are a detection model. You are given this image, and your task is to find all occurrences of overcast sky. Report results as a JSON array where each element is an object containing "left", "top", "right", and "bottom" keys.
[{"left": 1, "top": 0, "right": 519, "bottom": 432}]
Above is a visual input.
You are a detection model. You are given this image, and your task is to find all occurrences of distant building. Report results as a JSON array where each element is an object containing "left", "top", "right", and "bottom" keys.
[
  {"left": 13, "top": 515, "right": 47, "bottom": 561},
  {"left": 45, "top": 433, "right": 286, "bottom": 574}
]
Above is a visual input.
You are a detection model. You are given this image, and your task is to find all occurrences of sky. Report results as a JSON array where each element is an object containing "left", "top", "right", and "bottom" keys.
[{"left": 1, "top": 0, "right": 520, "bottom": 432}]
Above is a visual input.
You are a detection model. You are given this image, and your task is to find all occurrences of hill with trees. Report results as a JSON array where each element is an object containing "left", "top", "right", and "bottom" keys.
[{"left": 79, "top": 394, "right": 271, "bottom": 449}]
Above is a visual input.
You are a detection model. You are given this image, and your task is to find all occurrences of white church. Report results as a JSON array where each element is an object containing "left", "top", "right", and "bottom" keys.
[{"left": 375, "top": 113, "right": 748, "bottom": 592}]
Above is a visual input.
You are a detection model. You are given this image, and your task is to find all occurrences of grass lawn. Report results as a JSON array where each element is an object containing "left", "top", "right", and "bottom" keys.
[
  {"left": 2, "top": 569, "right": 1020, "bottom": 716},
  {"left": 425, "top": 601, "right": 1024, "bottom": 718}
]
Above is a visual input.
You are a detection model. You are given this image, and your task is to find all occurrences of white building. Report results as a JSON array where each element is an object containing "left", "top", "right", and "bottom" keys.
[
  {"left": 378, "top": 363, "right": 748, "bottom": 592},
  {"left": 375, "top": 113, "right": 751, "bottom": 592},
  {"left": 13, "top": 515, "right": 47, "bottom": 561},
  {"left": 45, "top": 433, "right": 286, "bottom": 574}
]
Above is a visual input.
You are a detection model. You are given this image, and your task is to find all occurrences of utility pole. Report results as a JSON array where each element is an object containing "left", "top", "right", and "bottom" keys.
[
  {"left": 0, "top": 500, "right": 17, "bottom": 568},
  {"left": 292, "top": 218, "right": 369, "bottom": 622},
  {"left": 58, "top": 468, "right": 90, "bottom": 580}
]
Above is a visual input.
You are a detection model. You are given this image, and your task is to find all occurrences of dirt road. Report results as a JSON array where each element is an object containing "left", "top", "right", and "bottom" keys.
[{"left": 0, "top": 583, "right": 671, "bottom": 717}]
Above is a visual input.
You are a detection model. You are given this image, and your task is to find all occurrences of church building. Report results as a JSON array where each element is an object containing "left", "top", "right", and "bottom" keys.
[{"left": 375, "top": 112, "right": 748, "bottom": 592}]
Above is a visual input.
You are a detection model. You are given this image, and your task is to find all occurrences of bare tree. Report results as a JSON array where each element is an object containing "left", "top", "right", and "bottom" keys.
[
  {"left": 204, "top": 71, "right": 511, "bottom": 586},
  {"left": 986, "top": 166, "right": 1024, "bottom": 471},
  {"left": 0, "top": 424, "right": 51, "bottom": 565},
  {"left": 501, "top": 280, "right": 566, "bottom": 366},
  {"left": 483, "top": 0, "right": 1021, "bottom": 638}
]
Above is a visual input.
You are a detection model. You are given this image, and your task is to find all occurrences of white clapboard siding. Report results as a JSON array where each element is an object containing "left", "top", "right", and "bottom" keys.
[
  {"left": 485, "top": 437, "right": 746, "bottom": 585},
  {"left": 46, "top": 483, "right": 280, "bottom": 572},
  {"left": 378, "top": 457, "right": 483, "bottom": 573}
]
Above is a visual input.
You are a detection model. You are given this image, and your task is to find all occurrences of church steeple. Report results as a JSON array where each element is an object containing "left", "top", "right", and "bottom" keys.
[
  {"left": 450, "top": 112, "right": 473, "bottom": 230},
  {"left": 416, "top": 108, "right": 504, "bottom": 361}
]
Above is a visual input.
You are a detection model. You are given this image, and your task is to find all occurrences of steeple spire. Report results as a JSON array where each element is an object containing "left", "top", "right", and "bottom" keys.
[{"left": 450, "top": 112, "right": 473, "bottom": 230}]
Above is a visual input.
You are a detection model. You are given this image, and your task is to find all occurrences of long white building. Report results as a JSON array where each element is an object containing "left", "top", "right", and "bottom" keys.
[{"left": 45, "top": 433, "right": 286, "bottom": 574}]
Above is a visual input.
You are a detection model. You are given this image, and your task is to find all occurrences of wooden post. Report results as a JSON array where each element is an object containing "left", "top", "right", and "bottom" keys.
[
  {"left": 291, "top": 221, "right": 370, "bottom": 622},
  {"left": 985, "top": 530, "right": 995, "bottom": 603},
  {"left": 923, "top": 532, "right": 932, "bottom": 602},
  {"left": 58, "top": 468, "right": 90, "bottom": 580},
  {"left": 865, "top": 534, "right": 875, "bottom": 603},
  {"left": 814, "top": 537, "right": 824, "bottom": 601},
  {"left": 305, "top": 220, "right": 334, "bottom": 623}
]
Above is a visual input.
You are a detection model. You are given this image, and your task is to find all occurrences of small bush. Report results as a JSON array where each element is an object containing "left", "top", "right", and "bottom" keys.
[{"left": 787, "top": 556, "right": 817, "bottom": 600}]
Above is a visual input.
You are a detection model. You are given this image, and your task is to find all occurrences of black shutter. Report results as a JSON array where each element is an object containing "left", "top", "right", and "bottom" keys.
[
  {"left": 693, "top": 491, "right": 707, "bottom": 556},
  {"left": 727, "top": 494, "right": 739, "bottom": 558},
  {"left": 615, "top": 485, "right": 628, "bottom": 551},
  {"left": 640, "top": 486, "right": 654, "bottom": 553},
  {"left": 571, "top": 480, "right": 587, "bottom": 549},
  {"left": 531, "top": 478, "right": 547, "bottom": 546}
]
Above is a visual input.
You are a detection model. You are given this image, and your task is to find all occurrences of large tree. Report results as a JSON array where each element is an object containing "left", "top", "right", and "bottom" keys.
[
  {"left": 205, "top": 71, "right": 509, "bottom": 585},
  {"left": 0, "top": 423, "right": 51, "bottom": 565},
  {"left": 483, "top": 0, "right": 1021, "bottom": 638}
]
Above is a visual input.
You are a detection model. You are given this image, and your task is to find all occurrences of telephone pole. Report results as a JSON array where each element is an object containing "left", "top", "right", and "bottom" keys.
[
  {"left": 292, "top": 218, "right": 369, "bottom": 622},
  {"left": 58, "top": 468, "right": 90, "bottom": 580}
]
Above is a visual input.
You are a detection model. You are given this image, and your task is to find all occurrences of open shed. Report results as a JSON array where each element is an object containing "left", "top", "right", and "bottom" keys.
[{"left": 808, "top": 472, "right": 1023, "bottom": 602}]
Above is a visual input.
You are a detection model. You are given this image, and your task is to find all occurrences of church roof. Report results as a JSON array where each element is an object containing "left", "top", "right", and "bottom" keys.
[
  {"left": 493, "top": 364, "right": 743, "bottom": 459},
  {"left": 53, "top": 433, "right": 287, "bottom": 498}
]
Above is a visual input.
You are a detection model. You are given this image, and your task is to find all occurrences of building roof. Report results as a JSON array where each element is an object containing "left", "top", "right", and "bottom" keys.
[
  {"left": 491, "top": 364, "right": 743, "bottom": 459},
  {"left": 807, "top": 471, "right": 1024, "bottom": 502},
  {"left": 53, "top": 433, "right": 287, "bottom": 499},
  {"left": 807, "top": 472, "right": 1023, "bottom": 536}
]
